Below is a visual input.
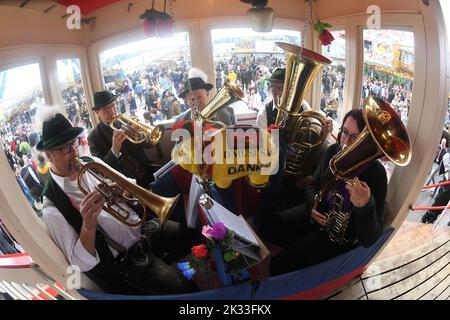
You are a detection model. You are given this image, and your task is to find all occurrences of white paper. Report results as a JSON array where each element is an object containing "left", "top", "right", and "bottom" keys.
[
  {"left": 153, "top": 159, "right": 177, "bottom": 181},
  {"left": 185, "top": 175, "right": 204, "bottom": 228},
  {"left": 198, "top": 194, "right": 258, "bottom": 246}
]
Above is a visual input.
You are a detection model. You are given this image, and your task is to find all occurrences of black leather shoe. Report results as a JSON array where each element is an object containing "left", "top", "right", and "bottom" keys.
[{"left": 421, "top": 211, "right": 440, "bottom": 224}]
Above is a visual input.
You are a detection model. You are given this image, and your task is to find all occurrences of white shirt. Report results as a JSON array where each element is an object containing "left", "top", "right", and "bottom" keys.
[
  {"left": 256, "top": 99, "right": 311, "bottom": 129},
  {"left": 42, "top": 157, "right": 141, "bottom": 272},
  {"left": 443, "top": 152, "right": 450, "bottom": 181}
]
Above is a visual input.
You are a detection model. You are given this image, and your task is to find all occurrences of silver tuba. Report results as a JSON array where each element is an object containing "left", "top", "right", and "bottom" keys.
[
  {"left": 274, "top": 42, "right": 332, "bottom": 176},
  {"left": 316, "top": 96, "right": 412, "bottom": 245}
]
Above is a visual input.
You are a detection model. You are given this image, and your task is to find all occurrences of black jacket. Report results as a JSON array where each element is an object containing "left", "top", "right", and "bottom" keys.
[
  {"left": 305, "top": 143, "right": 387, "bottom": 247},
  {"left": 87, "top": 122, "right": 157, "bottom": 186}
]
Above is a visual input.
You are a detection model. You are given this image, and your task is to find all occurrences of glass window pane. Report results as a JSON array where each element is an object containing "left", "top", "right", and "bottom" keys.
[
  {"left": 362, "top": 29, "right": 415, "bottom": 182},
  {"left": 0, "top": 63, "right": 45, "bottom": 135},
  {"left": 361, "top": 29, "right": 414, "bottom": 124},
  {"left": 320, "top": 30, "right": 346, "bottom": 124},
  {"left": 57, "top": 58, "right": 92, "bottom": 131},
  {"left": 0, "top": 63, "right": 47, "bottom": 219},
  {"left": 211, "top": 28, "right": 300, "bottom": 116},
  {"left": 99, "top": 32, "right": 191, "bottom": 122}
]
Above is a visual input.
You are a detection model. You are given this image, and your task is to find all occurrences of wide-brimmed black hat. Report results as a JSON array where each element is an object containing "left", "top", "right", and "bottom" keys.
[
  {"left": 36, "top": 113, "right": 83, "bottom": 151},
  {"left": 269, "top": 68, "right": 286, "bottom": 82},
  {"left": 93, "top": 90, "right": 117, "bottom": 111},
  {"left": 177, "top": 77, "right": 213, "bottom": 98}
]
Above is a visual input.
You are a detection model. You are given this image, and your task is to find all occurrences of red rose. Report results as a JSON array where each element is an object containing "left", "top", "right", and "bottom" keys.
[
  {"left": 191, "top": 244, "right": 208, "bottom": 258},
  {"left": 319, "top": 29, "right": 335, "bottom": 46}
]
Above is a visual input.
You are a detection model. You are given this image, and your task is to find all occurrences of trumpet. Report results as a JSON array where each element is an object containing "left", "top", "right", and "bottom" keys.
[
  {"left": 73, "top": 158, "right": 179, "bottom": 227},
  {"left": 110, "top": 114, "right": 163, "bottom": 145}
]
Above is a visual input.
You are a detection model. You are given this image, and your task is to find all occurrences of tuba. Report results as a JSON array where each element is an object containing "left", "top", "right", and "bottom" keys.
[
  {"left": 73, "top": 158, "right": 179, "bottom": 227},
  {"left": 316, "top": 96, "right": 412, "bottom": 244},
  {"left": 110, "top": 114, "right": 163, "bottom": 145},
  {"left": 274, "top": 42, "right": 331, "bottom": 176}
]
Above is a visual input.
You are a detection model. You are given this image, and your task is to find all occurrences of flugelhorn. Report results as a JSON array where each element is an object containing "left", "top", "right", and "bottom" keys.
[
  {"left": 110, "top": 114, "right": 163, "bottom": 145},
  {"left": 73, "top": 158, "right": 179, "bottom": 227}
]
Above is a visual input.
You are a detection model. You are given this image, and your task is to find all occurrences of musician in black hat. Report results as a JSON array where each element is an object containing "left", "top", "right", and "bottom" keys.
[
  {"left": 175, "top": 68, "right": 237, "bottom": 126},
  {"left": 87, "top": 90, "right": 160, "bottom": 188},
  {"left": 37, "top": 112, "right": 199, "bottom": 294}
]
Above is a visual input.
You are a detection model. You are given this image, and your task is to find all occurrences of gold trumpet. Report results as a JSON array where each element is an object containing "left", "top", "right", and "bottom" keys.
[
  {"left": 73, "top": 158, "right": 179, "bottom": 227},
  {"left": 110, "top": 114, "right": 163, "bottom": 145}
]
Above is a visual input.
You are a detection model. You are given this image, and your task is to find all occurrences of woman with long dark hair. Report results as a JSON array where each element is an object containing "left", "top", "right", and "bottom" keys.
[{"left": 264, "top": 109, "right": 387, "bottom": 276}]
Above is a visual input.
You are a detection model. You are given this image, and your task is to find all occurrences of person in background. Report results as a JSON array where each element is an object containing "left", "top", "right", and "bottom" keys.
[
  {"left": 176, "top": 68, "right": 237, "bottom": 126},
  {"left": 422, "top": 141, "right": 450, "bottom": 226},
  {"left": 18, "top": 158, "right": 43, "bottom": 201},
  {"left": 247, "top": 86, "right": 262, "bottom": 112},
  {"left": 36, "top": 153, "right": 51, "bottom": 185}
]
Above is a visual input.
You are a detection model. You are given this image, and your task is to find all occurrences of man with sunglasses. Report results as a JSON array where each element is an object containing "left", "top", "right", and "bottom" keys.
[{"left": 37, "top": 113, "right": 199, "bottom": 295}]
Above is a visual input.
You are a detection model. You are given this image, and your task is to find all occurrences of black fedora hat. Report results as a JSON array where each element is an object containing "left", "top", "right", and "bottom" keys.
[
  {"left": 36, "top": 113, "right": 83, "bottom": 151},
  {"left": 93, "top": 90, "right": 117, "bottom": 111},
  {"left": 177, "top": 77, "right": 213, "bottom": 98}
]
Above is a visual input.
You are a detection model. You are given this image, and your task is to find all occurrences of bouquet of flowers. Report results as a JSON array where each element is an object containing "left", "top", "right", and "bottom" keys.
[{"left": 177, "top": 222, "right": 240, "bottom": 280}]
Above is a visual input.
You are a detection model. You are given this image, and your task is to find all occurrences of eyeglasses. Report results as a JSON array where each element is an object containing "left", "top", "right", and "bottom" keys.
[
  {"left": 56, "top": 138, "right": 80, "bottom": 155},
  {"left": 340, "top": 127, "right": 359, "bottom": 142}
]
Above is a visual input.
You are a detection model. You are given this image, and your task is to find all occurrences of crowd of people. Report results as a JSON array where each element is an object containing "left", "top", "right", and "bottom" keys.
[{"left": 361, "top": 73, "right": 412, "bottom": 126}]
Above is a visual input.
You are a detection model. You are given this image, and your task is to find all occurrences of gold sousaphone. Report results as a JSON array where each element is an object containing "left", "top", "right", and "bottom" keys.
[
  {"left": 73, "top": 158, "right": 179, "bottom": 227},
  {"left": 317, "top": 96, "right": 412, "bottom": 244},
  {"left": 110, "top": 114, "right": 163, "bottom": 145},
  {"left": 274, "top": 42, "right": 332, "bottom": 176}
]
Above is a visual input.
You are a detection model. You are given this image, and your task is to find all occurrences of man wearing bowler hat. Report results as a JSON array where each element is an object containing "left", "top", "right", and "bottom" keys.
[
  {"left": 37, "top": 112, "right": 199, "bottom": 294},
  {"left": 176, "top": 68, "right": 237, "bottom": 126},
  {"left": 88, "top": 90, "right": 160, "bottom": 188}
]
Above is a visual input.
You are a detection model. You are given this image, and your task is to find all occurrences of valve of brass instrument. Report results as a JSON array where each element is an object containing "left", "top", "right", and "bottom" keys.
[{"left": 110, "top": 113, "right": 163, "bottom": 145}]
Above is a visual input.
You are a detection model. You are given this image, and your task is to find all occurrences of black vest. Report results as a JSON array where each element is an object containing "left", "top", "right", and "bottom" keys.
[
  {"left": 42, "top": 160, "right": 131, "bottom": 293},
  {"left": 265, "top": 101, "right": 277, "bottom": 127}
]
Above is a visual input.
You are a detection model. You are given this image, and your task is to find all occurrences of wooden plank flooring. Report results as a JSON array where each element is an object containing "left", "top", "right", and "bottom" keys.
[{"left": 333, "top": 221, "right": 450, "bottom": 300}]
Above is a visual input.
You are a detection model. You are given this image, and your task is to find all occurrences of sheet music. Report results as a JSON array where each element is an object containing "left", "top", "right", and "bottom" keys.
[
  {"left": 186, "top": 175, "right": 203, "bottom": 228},
  {"left": 199, "top": 194, "right": 258, "bottom": 246},
  {"left": 153, "top": 159, "right": 177, "bottom": 181}
]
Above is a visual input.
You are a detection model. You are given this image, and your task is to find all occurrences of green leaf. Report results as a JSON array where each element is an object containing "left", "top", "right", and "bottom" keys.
[
  {"left": 321, "top": 22, "right": 333, "bottom": 29},
  {"left": 224, "top": 250, "right": 234, "bottom": 262},
  {"left": 313, "top": 22, "right": 324, "bottom": 34}
]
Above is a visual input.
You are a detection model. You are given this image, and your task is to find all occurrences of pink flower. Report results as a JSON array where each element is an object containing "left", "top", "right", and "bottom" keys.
[
  {"left": 207, "top": 222, "right": 227, "bottom": 240},
  {"left": 201, "top": 225, "right": 213, "bottom": 238}
]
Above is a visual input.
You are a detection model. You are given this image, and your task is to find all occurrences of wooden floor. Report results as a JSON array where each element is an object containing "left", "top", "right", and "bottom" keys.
[{"left": 326, "top": 221, "right": 450, "bottom": 300}]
